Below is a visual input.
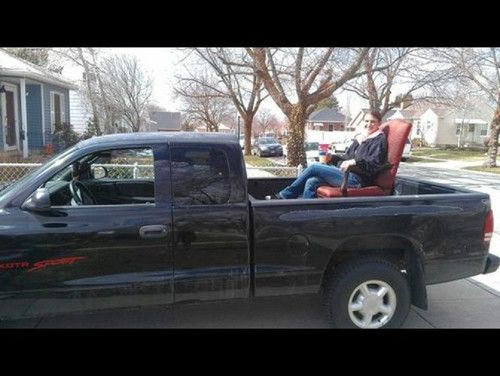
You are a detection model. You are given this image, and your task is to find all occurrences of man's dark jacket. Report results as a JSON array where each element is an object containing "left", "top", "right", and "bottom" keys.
[{"left": 330, "top": 133, "right": 388, "bottom": 186}]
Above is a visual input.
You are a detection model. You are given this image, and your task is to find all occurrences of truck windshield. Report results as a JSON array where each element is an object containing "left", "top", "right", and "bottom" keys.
[
  {"left": 259, "top": 138, "right": 277, "bottom": 144},
  {"left": 305, "top": 142, "right": 319, "bottom": 151},
  {"left": 0, "top": 145, "right": 78, "bottom": 202}
]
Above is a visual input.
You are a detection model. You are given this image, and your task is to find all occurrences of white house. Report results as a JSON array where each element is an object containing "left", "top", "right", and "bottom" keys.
[
  {"left": 351, "top": 101, "right": 491, "bottom": 147},
  {"left": 69, "top": 90, "right": 92, "bottom": 134}
]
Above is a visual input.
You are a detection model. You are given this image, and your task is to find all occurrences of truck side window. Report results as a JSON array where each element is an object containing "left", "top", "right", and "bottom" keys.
[
  {"left": 42, "top": 147, "right": 155, "bottom": 206},
  {"left": 170, "top": 146, "right": 231, "bottom": 206}
]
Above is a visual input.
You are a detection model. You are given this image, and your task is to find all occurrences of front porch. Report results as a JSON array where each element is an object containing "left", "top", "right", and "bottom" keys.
[{"left": 0, "top": 48, "right": 77, "bottom": 158}]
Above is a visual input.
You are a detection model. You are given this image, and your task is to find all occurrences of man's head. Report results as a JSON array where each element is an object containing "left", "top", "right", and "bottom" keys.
[{"left": 363, "top": 110, "right": 382, "bottom": 136}]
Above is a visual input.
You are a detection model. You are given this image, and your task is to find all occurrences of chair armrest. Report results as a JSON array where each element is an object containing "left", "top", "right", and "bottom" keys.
[
  {"left": 340, "top": 166, "right": 364, "bottom": 196},
  {"left": 340, "top": 163, "right": 392, "bottom": 197}
]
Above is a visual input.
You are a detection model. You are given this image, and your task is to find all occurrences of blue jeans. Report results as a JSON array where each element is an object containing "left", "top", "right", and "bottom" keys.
[{"left": 278, "top": 163, "right": 361, "bottom": 199}]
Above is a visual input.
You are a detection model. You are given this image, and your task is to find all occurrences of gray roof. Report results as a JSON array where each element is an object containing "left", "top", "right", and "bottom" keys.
[
  {"left": 308, "top": 108, "right": 346, "bottom": 123},
  {"left": 150, "top": 111, "right": 181, "bottom": 131},
  {"left": 0, "top": 48, "right": 78, "bottom": 89}
]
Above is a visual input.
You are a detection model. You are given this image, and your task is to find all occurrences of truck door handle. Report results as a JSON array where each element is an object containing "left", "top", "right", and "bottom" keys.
[{"left": 139, "top": 225, "right": 168, "bottom": 239}]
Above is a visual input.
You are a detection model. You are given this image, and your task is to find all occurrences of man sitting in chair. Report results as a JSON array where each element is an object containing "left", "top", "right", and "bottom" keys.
[{"left": 277, "top": 110, "right": 387, "bottom": 199}]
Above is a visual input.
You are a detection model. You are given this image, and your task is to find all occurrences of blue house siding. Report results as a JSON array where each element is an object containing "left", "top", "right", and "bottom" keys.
[
  {"left": 0, "top": 79, "right": 71, "bottom": 153},
  {"left": 26, "top": 84, "right": 43, "bottom": 151},
  {"left": 42, "top": 84, "right": 70, "bottom": 146}
]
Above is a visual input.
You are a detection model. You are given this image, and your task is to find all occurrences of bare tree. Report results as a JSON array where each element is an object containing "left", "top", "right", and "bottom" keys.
[
  {"left": 246, "top": 48, "right": 368, "bottom": 166},
  {"left": 175, "top": 73, "right": 233, "bottom": 132},
  {"left": 344, "top": 48, "right": 457, "bottom": 117},
  {"left": 253, "top": 108, "right": 280, "bottom": 137},
  {"left": 177, "top": 48, "right": 267, "bottom": 154},
  {"left": 100, "top": 54, "right": 153, "bottom": 132},
  {"left": 433, "top": 48, "right": 500, "bottom": 166},
  {"left": 53, "top": 48, "right": 117, "bottom": 134}
]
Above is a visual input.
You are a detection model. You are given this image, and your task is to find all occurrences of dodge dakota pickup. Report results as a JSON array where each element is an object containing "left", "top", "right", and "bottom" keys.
[{"left": 0, "top": 132, "right": 498, "bottom": 328}]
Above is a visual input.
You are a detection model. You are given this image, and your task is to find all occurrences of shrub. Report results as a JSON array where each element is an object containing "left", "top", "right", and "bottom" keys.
[
  {"left": 82, "top": 117, "right": 102, "bottom": 140},
  {"left": 52, "top": 122, "right": 81, "bottom": 152}
]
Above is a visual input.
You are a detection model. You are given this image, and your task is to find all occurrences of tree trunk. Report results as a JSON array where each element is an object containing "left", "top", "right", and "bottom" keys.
[
  {"left": 244, "top": 115, "right": 253, "bottom": 156},
  {"left": 77, "top": 48, "right": 100, "bottom": 132},
  {"left": 485, "top": 108, "right": 500, "bottom": 167},
  {"left": 286, "top": 106, "right": 307, "bottom": 167}
]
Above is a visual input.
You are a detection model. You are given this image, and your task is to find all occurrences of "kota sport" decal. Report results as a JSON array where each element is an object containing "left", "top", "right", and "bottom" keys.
[{"left": 0, "top": 257, "right": 86, "bottom": 272}]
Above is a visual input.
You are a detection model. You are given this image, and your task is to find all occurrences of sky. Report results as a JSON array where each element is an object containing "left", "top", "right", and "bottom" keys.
[{"left": 62, "top": 48, "right": 367, "bottom": 120}]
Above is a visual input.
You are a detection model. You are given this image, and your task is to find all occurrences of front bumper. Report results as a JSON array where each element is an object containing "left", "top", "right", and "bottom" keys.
[{"left": 483, "top": 254, "right": 500, "bottom": 274}]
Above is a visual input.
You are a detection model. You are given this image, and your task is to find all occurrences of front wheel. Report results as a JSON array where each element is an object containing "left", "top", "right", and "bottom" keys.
[{"left": 322, "top": 258, "right": 410, "bottom": 329}]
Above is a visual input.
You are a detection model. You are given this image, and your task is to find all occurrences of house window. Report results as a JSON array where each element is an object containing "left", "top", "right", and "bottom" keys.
[
  {"left": 50, "top": 91, "right": 66, "bottom": 131},
  {"left": 480, "top": 125, "right": 488, "bottom": 136},
  {"left": 328, "top": 124, "right": 333, "bottom": 131},
  {"left": 468, "top": 124, "right": 475, "bottom": 132},
  {"left": 456, "top": 125, "right": 461, "bottom": 135}
]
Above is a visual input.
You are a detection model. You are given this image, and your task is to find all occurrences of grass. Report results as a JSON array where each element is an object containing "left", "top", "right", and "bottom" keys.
[
  {"left": 244, "top": 155, "right": 282, "bottom": 167},
  {"left": 464, "top": 166, "right": 500, "bottom": 175},
  {"left": 411, "top": 147, "right": 486, "bottom": 161},
  {"left": 403, "top": 156, "right": 441, "bottom": 163}
]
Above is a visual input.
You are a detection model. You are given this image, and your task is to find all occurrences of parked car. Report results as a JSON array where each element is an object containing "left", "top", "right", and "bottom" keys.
[
  {"left": 0, "top": 132, "right": 498, "bottom": 328},
  {"left": 282, "top": 142, "right": 320, "bottom": 166},
  {"left": 401, "top": 138, "right": 412, "bottom": 161},
  {"left": 305, "top": 141, "right": 320, "bottom": 166},
  {"left": 252, "top": 137, "right": 283, "bottom": 157},
  {"left": 330, "top": 137, "right": 355, "bottom": 154}
]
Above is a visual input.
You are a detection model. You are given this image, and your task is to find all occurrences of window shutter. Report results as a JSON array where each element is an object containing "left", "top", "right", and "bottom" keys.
[
  {"left": 50, "top": 92, "right": 55, "bottom": 132},
  {"left": 60, "top": 94, "right": 65, "bottom": 123}
]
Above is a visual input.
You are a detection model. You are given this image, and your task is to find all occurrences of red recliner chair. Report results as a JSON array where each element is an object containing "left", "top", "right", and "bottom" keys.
[{"left": 316, "top": 119, "right": 412, "bottom": 198}]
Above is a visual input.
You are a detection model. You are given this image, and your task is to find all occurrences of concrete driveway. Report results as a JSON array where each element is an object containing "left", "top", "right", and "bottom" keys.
[{"left": 1, "top": 278, "right": 498, "bottom": 328}]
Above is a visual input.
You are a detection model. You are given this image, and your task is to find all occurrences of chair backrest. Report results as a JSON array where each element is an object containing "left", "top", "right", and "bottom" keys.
[{"left": 373, "top": 119, "right": 412, "bottom": 192}]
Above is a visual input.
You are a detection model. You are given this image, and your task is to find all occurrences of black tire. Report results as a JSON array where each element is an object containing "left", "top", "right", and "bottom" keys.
[{"left": 322, "top": 257, "right": 410, "bottom": 329}]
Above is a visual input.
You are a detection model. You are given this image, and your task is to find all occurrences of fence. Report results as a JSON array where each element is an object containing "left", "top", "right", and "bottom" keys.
[{"left": 0, "top": 163, "right": 302, "bottom": 189}]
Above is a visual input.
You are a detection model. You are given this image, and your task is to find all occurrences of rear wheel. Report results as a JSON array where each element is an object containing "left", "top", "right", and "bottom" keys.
[{"left": 323, "top": 257, "right": 410, "bottom": 329}]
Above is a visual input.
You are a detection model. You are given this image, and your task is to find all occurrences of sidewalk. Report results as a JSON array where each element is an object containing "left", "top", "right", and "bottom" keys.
[{"left": 409, "top": 155, "right": 485, "bottom": 170}]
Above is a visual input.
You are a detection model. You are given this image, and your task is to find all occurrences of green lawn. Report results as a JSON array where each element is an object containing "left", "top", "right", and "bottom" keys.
[
  {"left": 244, "top": 155, "right": 282, "bottom": 167},
  {"left": 464, "top": 166, "right": 500, "bottom": 175},
  {"left": 403, "top": 156, "right": 441, "bottom": 163},
  {"left": 412, "top": 147, "right": 486, "bottom": 161}
]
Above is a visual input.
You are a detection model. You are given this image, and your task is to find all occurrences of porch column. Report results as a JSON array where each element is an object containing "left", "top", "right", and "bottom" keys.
[{"left": 20, "top": 78, "right": 28, "bottom": 158}]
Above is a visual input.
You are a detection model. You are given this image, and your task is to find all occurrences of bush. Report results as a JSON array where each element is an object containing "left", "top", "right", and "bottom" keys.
[
  {"left": 82, "top": 117, "right": 102, "bottom": 140},
  {"left": 52, "top": 122, "right": 81, "bottom": 152}
]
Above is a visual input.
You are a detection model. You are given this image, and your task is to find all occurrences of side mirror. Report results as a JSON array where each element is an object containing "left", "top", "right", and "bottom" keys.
[
  {"left": 21, "top": 188, "right": 51, "bottom": 212},
  {"left": 93, "top": 166, "right": 108, "bottom": 179}
]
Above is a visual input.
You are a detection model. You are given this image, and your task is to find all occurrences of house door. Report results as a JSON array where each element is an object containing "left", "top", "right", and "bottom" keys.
[
  {"left": 1, "top": 84, "right": 19, "bottom": 151},
  {"left": 5, "top": 91, "right": 16, "bottom": 148}
]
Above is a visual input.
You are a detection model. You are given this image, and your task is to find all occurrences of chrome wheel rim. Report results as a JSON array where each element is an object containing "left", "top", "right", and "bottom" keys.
[{"left": 348, "top": 280, "right": 397, "bottom": 329}]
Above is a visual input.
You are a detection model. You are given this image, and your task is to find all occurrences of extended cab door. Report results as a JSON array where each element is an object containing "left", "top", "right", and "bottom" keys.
[
  {"left": 169, "top": 143, "right": 250, "bottom": 302},
  {"left": 0, "top": 144, "right": 173, "bottom": 320}
]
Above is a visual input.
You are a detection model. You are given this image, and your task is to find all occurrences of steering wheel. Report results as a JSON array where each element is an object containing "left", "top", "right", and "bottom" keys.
[{"left": 69, "top": 180, "right": 97, "bottom": 205}]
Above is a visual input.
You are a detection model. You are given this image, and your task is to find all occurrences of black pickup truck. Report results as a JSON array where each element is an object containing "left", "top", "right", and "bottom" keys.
[{"left": 0, "top": 133, "right": 498, "bottom": 328}]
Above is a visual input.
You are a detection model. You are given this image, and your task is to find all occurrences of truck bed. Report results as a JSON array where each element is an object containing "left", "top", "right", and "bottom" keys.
[{"left": 247, "top": 176, "right": 491, "bottom": 298}]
